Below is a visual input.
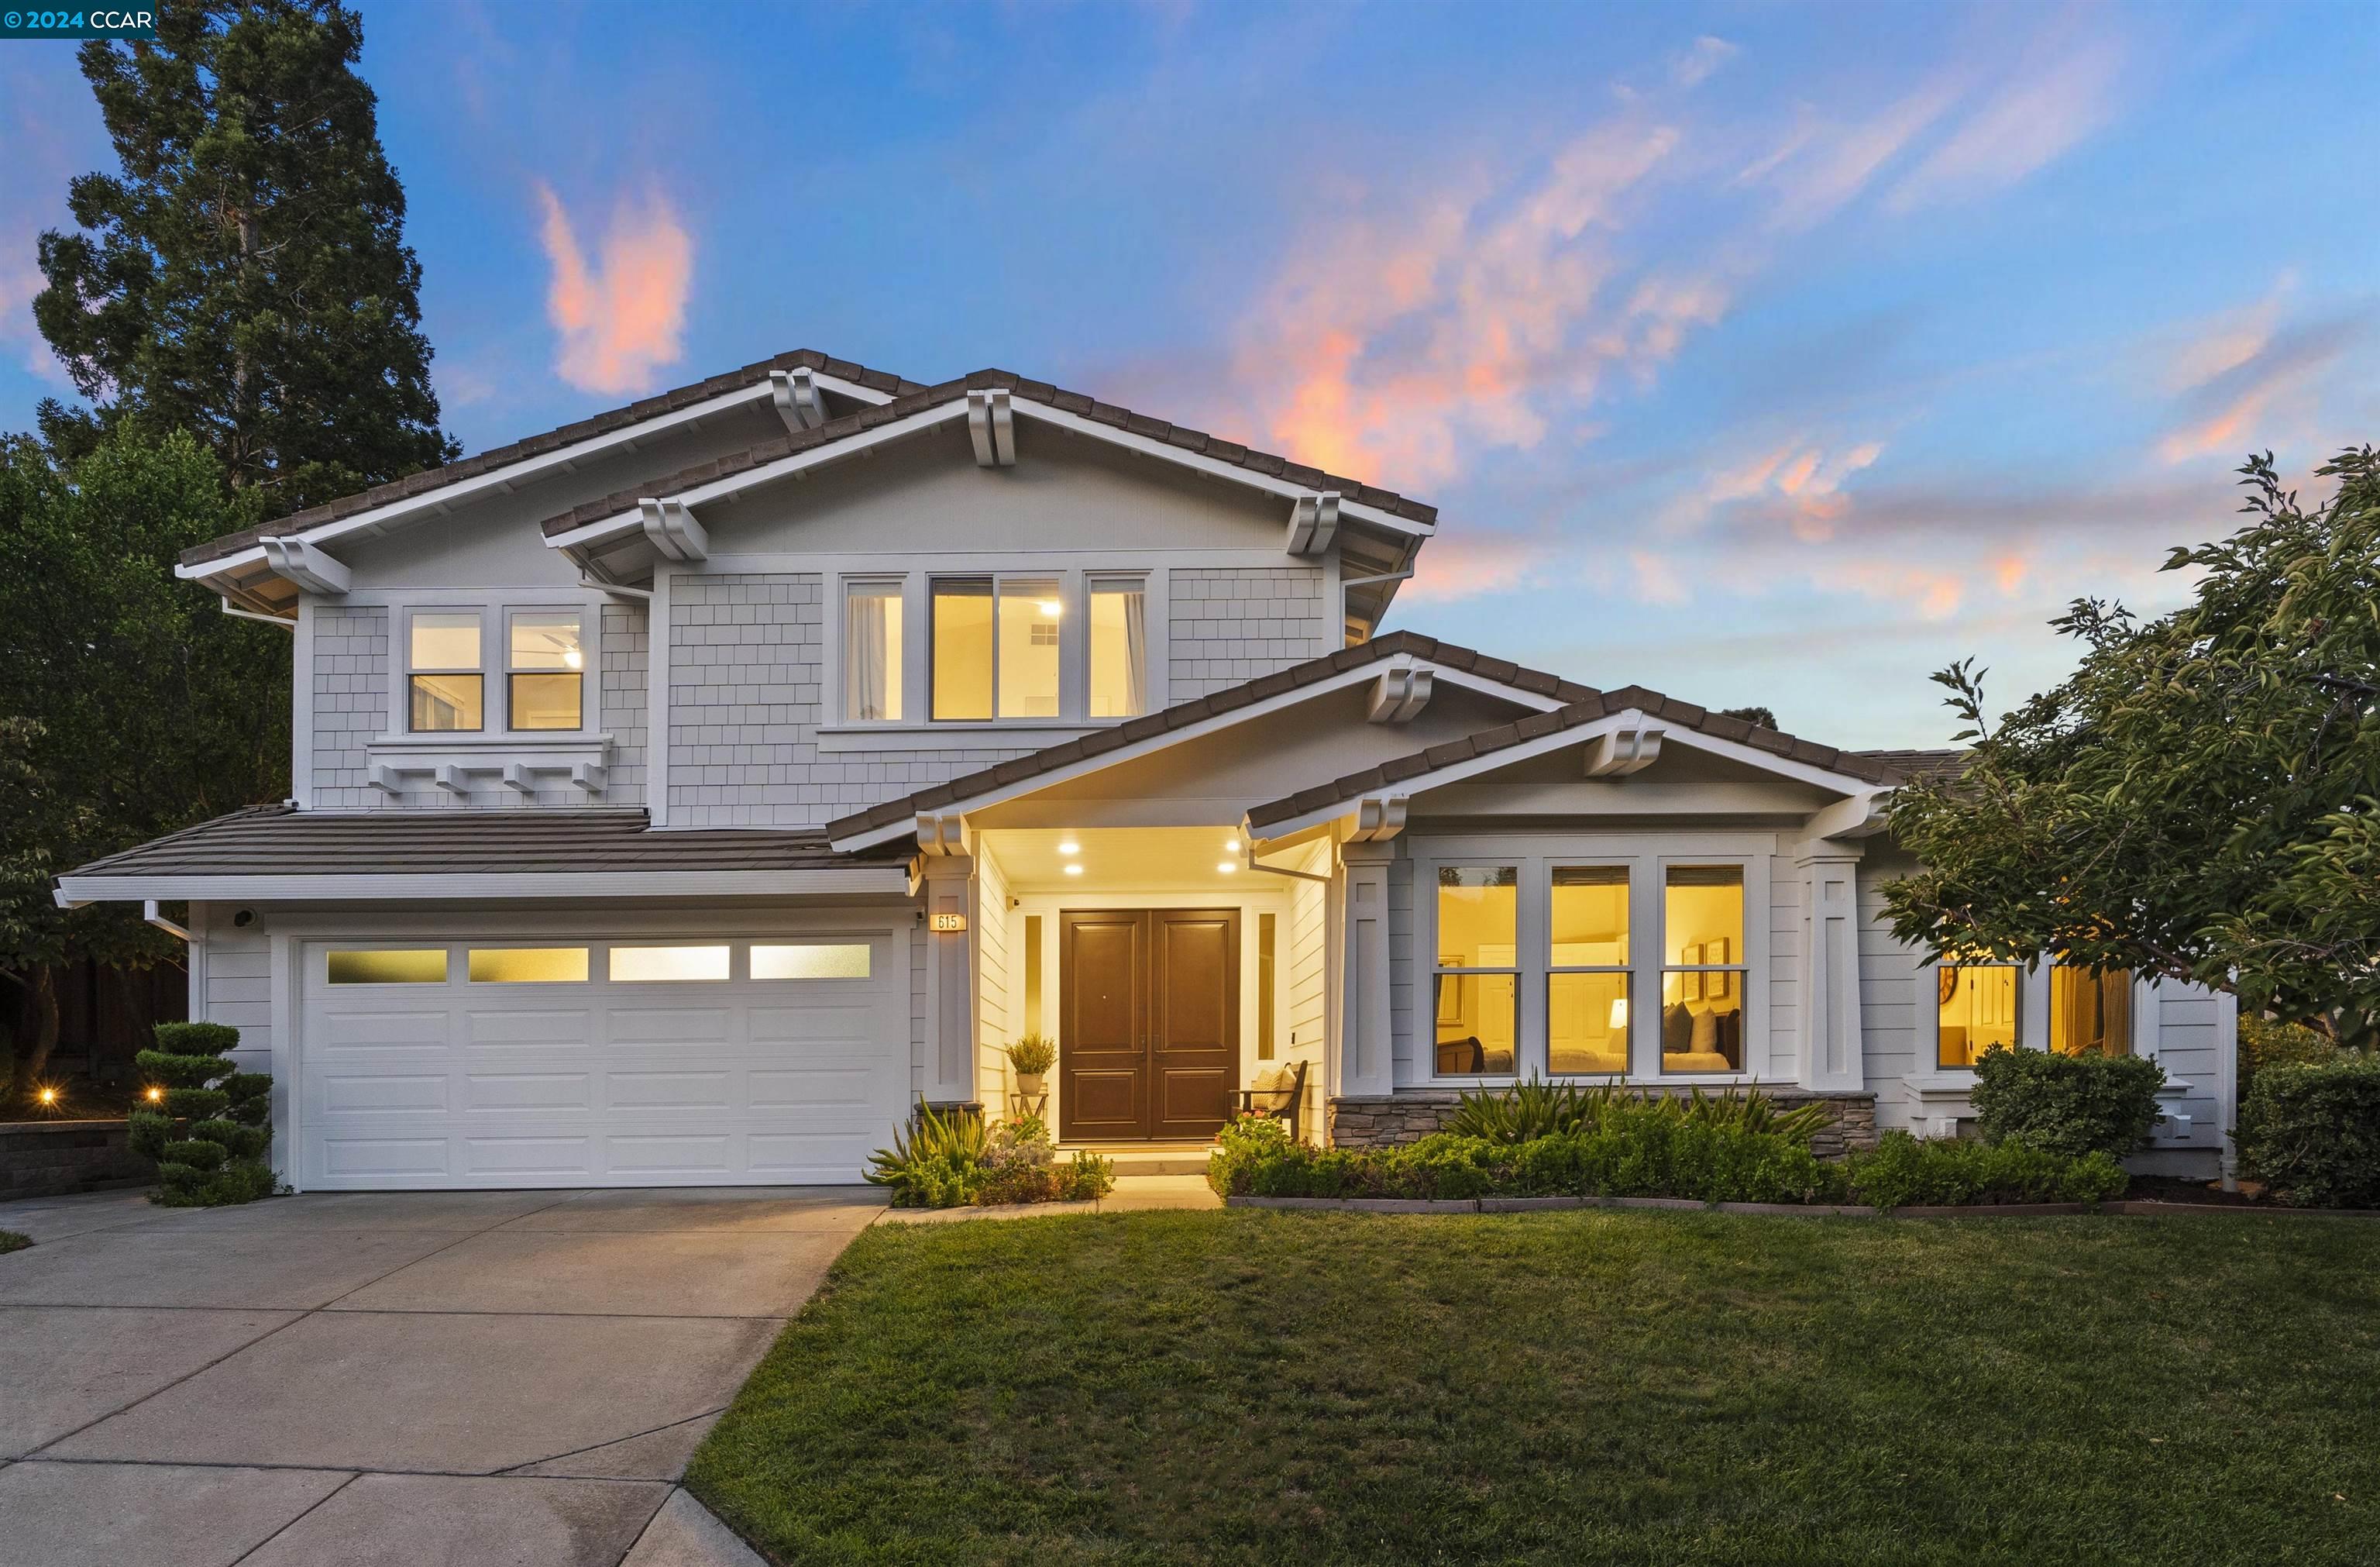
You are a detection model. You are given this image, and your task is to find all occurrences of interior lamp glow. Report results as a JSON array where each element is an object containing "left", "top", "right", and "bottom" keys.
[
  {"left": 1608, "top": 997, "right": 1629, "bottom": 1030},
  {"left": 1037, "top": 601, "right": 1064, "bottom": 617}
]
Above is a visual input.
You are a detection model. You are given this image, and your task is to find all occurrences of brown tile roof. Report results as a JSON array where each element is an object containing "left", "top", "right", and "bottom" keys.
[
  {"left": 536, "top": 367, "right": 1440, "bottom": 539},
  {"left": 179, "top": 350, "right": 930, "bottom": 569},
  {"left": 824, "top": 632, "right": 1900, "bottom": 844},
  {"left": 64, "top": 805, "right": 902, "bottom": 879}
]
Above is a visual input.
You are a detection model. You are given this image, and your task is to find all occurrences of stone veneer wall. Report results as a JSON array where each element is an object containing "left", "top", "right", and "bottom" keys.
[
  {"left": 1326, "top": 1090, "right": 1881, "bottom": 1161},
  {"left": 2, "top": 1120, "right": 155, "bottom": 1200}
]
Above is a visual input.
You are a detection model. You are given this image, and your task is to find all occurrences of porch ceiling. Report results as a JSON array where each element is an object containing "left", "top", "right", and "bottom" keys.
[{"left": 981, "top": 826, "right": 1252, "bottom": 895}]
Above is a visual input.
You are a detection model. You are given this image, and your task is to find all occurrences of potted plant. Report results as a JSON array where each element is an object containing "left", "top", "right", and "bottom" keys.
[{"left": 1006, "top": 1034, "right": 1057, "bottom": 1096}]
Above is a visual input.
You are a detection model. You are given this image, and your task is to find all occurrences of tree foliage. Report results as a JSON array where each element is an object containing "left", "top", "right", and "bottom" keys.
[
  {"left": 33, "top": 0, "right": 454, "bottom": 515},
  {"left": 0, "top": 430, "right": 289, "bottom": 1101},
  {"left": 1883, "top": 447, "right": 2380, "bottom": 1043}
]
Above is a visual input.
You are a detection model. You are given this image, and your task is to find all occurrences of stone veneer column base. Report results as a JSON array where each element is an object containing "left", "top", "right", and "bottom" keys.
[{"left": 1326, "top": 1090, "right": 1880, "bottom": 1159}]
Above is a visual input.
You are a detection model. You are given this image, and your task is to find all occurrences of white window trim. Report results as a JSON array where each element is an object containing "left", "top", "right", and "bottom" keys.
[
  {"left": 1411, "top": 834, "right": 1773, "bottom": 1088},
  {"left": 375, "top": 592, "right": 607, "bottom": 746},
  {"left": 1914, "top": 959, "right": 2158, "bottom": 1083},
  {"left": 820, "top": 565, "right": 1168, "bottom": 748}
]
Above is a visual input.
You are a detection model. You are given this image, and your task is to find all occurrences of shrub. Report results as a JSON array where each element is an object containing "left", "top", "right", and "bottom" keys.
[
  {"left": 1845, "top": 1131, "right": 2128, "bottom": 1210},
  {"left": 2236, "top": 1054, "right": 2380, "bottom": 1208},
  {"left": 131, "top": 1022, "right": 275, "bottom": 1207},
  {"left": 1440, "top": 1079, "right": 1832, "bottom": 1146},
  {"left": 2237, "top": 1015, "right": 2337, "bottom": 1104},
  {"left": 1970, "top": 1045, "right": 2163, "bottom": 1159},
  {"left": 865, "top": 1104, "right": 1115, "bottom": 1207},
  {"left": 1005, "top": 1035, "right": 1058, "bottom": 1076}
]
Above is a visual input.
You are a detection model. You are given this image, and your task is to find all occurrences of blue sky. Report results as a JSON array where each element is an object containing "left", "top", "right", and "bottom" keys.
[{"left": 3, "top": 1, "right": 2374, "bottom": 746}]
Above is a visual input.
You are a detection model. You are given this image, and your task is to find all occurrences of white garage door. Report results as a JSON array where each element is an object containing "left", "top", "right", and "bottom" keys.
[{"left": 298, "top": 929, "right": 909, "bottom": 1189}]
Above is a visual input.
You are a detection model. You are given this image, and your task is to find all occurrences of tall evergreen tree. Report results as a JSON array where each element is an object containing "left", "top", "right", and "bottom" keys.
[{"left": 33, "top": 0, "right": 456, "bottom": 516}]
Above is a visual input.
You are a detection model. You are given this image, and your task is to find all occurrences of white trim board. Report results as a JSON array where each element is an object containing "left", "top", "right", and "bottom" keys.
[{"left": 60, "top": 869, "right": 913, "bottom": 902}]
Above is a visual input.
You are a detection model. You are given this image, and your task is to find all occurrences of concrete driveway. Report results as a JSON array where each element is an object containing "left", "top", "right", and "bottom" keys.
[{"left": 0, "top": 1183, "right": 886, "bottom": 1566}]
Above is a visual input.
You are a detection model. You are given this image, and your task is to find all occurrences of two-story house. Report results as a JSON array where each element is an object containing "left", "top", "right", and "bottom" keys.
[{"left": 57, "top": 351, "right": 2237, "bottom": 1189}]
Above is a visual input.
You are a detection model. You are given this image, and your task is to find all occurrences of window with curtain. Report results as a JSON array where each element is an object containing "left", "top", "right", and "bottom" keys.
[
  {"left": 1937, "top": 963, "right": 2020, "bottom": 1068},
  {"left": 1433, "top": 866, "right": 1518, "bottom": 1076},
  {"left": 1661, "top": 866, "right": 1745, "bottom": 1074},
  {"left": 1089, "top": 579, "right": 1147, "bottom": 718},
  {"left": 408, "top": 611, "right": 483, "bottom": 732},
  {"left": 844, "top": 582, "right": 903, "bottom": 722},
  {"left": 1548, "top": 866, "right": 1629, "bottom": 1074},
  {"left": 507, "top": 612, "right": 583, "bottom": 731},
  {"left": 2051, "top": 967, "right": 2133, "bottom": 1056}
]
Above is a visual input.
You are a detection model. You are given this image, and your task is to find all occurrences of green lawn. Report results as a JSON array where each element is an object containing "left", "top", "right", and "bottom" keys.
[{"left": 690, "top": 1210, "right": 2380, "bottom": 1566}]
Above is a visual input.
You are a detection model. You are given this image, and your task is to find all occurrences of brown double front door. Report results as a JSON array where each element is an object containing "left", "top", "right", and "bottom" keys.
[{"left": 1059, "top": 908, "right": 1238, "bottom": 1142}]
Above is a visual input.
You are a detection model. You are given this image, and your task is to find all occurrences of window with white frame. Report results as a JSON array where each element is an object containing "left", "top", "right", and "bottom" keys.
[
  {"left": 507, "top": 611, "right": 584, "bottom": 731},
  {"left": 408, "top": 611, "right": 483, "bottom": 732},
  {"left": 1659, "top": 866, "right": 1746, "bottom": 1075},
  {"left": 1088, "top": 577, "right": 1148, "bottom": 718},
  {"left": 1931, "top": 962, "right": 2136, "bottom": 1070},
  {"left": 1422, "top": 846, "right": 1762, "bottom": 1082},
  {"left": 844, "top": 580, "right": 904, "bottom": 722},
  {"left": 1936, "top": 962, "right": 2020, "bottom": 1068}
]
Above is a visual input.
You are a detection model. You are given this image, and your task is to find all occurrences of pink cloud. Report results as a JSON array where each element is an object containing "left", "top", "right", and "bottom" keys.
[
  {"left": 535, "top": 182, "right": 693, "bottom": 396},
  {"left": 1888, "top": 35, "right": 2124, "bottom": 210},
  {"left": 1402, "top": 531, "right": 1553, "bottom": 603},
  {"left": 1629, "top": 549, "right": 1689, "bottom": 607}
]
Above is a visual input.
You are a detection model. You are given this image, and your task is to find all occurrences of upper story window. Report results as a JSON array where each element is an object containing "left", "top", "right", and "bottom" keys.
[
  {"left": 847, "top": 572, "right": 1147, "bottom": 727},
  {"left": 403, "top": 605, "right": 590, "bottom": 735},
  {"left": 507, "top": 612, "right": 583, "bottom": 731},
  {"left": 408, "top": 611, "right": 483, "bottom": 732},
  {"left": 844, "top": 581, "right": 903, "bottom": 722}
]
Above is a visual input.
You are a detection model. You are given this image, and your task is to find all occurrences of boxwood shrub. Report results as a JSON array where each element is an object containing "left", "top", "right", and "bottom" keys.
[
  {"left": 2236, "top": 1054, "right": 2380, "bottom": 1208},
  {"left": 1970, "top": 1045, "right": 2163, "bottom": 1159},
  {"left": 1205, "top": 1115, "right": 2126, "bottom": 1210}
]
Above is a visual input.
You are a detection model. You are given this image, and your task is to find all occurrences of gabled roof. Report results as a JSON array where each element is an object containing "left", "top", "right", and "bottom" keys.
[
  {"left": 1244, "top": 697, "right": 1910, "bottom": 834},
  {"left": 179, "top": 350, "right": 927, "bottom": 570},
  {"left": 537, "top": 367, "right": 1439, "bottom": 541},
  {"left": 824, "top": 631, "right": 1900, "bottom": 849}
]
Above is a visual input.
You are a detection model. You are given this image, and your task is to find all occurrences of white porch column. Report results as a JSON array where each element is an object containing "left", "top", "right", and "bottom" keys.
[
  {"left": 1336, "top": 838, "right": 1397, "bottom": 1097},
  {"left": 920, "top": 854, "right": 978, "bottom": 1107},
  {"left": 1794, "top": 839, "right": 1866, "bottom": 1090}
]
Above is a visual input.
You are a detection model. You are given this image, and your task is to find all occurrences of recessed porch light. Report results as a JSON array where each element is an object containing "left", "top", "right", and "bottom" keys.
[
  {"left": 1216, "top": 860, "right": 1237, "bottom": 874},
  {"left": 1058, "top": 840, "right": 1080, "bottom": 856},
  {"left": 1064, "top": 863, "right": 1085, "bottom": 876}
]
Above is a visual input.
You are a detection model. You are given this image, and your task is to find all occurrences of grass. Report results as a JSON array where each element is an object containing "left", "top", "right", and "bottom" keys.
[
  {"left": 0, "top": 1231, "right": 29, "bottom": 1255},
  {"left": 689, "top": 1209, "right": 2380, "bottom": 1566}
]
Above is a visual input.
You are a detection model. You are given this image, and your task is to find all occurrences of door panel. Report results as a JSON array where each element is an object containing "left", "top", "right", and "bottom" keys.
[
  {"left": 1060, "top": 909, "right": 1237, "bottom": 1142},
  {"left": 1152, "top": 911, "right": 1238, "bottom": 1139},
  {"left": 1059, "top": 913, "right": 1147, "bottom": 1142}
]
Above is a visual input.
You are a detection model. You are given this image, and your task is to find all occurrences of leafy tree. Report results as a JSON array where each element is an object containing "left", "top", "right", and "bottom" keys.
[
  {"left": 33, "top": 0, "right": 456, "bottom": 515},
  {"left": 1721, "top": 705, "right": 1778, "bottom": 730},
  {"left": 1883, "top": 447, "right": 2380, "bottom": 1045},
  {"left": 0, "top": 432, "right": 287, "bottom": 1106}
]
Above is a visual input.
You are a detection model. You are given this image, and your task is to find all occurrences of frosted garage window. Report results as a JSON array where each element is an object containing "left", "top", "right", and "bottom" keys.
[
  {"left": 468, "top": 947, "right": 589, "bottom": 983},
  {"left": 751, "top": 943, "right": 871, "bottom": 980},
  {"left": 609, "top": 945, "right": 731, "bottom": 983},
  {"left": 327, "top": 949, "right": 447, "bottom": 984}
]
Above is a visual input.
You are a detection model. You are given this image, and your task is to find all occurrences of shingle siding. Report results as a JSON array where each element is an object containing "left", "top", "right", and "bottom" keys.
[
  {"left": 310, "top": 604, "right": 390, "bottom": 810},
  {"left": 1168, "top": 565, "right": 1335, "bottom": 700},
  {"left": 601, "top": 601, "right": 649, "bottom": 801}
]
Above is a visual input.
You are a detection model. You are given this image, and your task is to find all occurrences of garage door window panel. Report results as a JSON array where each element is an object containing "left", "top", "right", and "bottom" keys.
[
  {"left": 752, "top": 943, "right": 872, "bottom": 980},
  {"left": 610, "top": 945, "right": 731, "bottom": 983},
  {"left": 327, "top": 948, "right": 448, "bottom": 984},
  {"left": 468, "top": 947, "right": 590, "bottom": 983}
]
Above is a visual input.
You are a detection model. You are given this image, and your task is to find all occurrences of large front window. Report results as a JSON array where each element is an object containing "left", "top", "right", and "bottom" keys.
[
  {"left": 1433, "top": 866, "right": 1518, "bottom": 1076},
  {"left": 930, "top": 577, "right": 1063, "bottom": 721},
  {"left": 1937, "top": 963, "right": 2020, "bottom": 1068},
  {"left": 877, "top": 573, "right": 1150, "bottom": 725},
  {"left": 1547, "top": 866, "right": 1629, "bottom": 1074},
  {"left": 1661, "top": 866, "right": 1746, "bottom": 1073},
  {"left": 2052, "top": 967, "right": 2133, "bottom": 1056}
]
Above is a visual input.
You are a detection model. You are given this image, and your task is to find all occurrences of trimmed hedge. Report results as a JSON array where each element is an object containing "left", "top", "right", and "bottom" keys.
[
  {"left": 1206, "top": 1117, "right": 2127, "bottom": 1211},
  {"left": 1971, "top": 1045, "right": 2163, "bottom": 1159},
  {"left": 2236, "top": 1054, "right": 2380, "bottom": 1208},
  {"left": 131, "top": 1021, "right": 276, "bottom": 1207}
]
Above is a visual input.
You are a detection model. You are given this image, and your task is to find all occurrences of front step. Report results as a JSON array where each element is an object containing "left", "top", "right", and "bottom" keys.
[{"left": 1063, "top": 1144, "right": 1214, "bottom": 1177}]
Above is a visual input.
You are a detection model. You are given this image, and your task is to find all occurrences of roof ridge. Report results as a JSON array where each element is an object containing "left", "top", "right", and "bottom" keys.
[
  {"left": 181, "top": 349, "right": 929, "bottom": 567},
  {"left": 535, "top": 368, "right": 1441, "bottom": 539}
]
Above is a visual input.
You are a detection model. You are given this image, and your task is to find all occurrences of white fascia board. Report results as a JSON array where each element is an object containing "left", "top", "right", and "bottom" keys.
[
  {"left": 543, "top": 401, "right": 970, "bottom": 553},
  {"left": 1245, "top": 716, "right": 1891, "bottom": 844},
  {"left": 57, "top": 868, "right": 913, "bottom": 903},
  {"left": 543, "top": 394, "right": 1437, "bottom": 557},
  {"left": 177, "top": 371, "right": 897, "bottom": 587},
  {"left": 825, "top": 652, "right": 1563, "bottom": 854}
]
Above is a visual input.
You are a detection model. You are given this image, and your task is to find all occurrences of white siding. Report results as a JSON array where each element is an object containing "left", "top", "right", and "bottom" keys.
[
  {"left": 1858, "top": 862, "right": 1926, "bottom": 1131},
  {"left": 1168, "top": 566, "right": 1336, "bottom": 699},
  {"left": 1285, "top": 838, "right": 1332, "bottom": 1141},
  {"left": 2147, "top": 985, "right": 2227, "bottom": 1158},
  {"left": 976, "top": 853, "right": 1014, "bottom": 1116},
  {"left": 1387, "top": 856, "right": 1416, "bottom": 1085},
  {"left": 1768, "top": 866, "right": 1805, "bottom": 1081}
]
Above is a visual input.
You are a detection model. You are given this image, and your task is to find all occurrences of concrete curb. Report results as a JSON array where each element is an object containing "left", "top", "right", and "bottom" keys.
[{"left": 1223, "top": 1194, "right": 2365, "bottom": 1218}]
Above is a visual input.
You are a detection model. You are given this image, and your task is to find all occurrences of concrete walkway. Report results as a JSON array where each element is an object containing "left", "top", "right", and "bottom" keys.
[{"left": 0, "top": 1183, "right": 886, "bottom": 1566}]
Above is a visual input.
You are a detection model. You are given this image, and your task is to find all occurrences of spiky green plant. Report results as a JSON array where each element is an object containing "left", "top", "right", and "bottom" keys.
[
  {"left": 865, "top": 1101, "right": 992, "bottom": 1207},
  {"left": 1442, "top": 1079, "right": 1832, "bottom": 1147}
]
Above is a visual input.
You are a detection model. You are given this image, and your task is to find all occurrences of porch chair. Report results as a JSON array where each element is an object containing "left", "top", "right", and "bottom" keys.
[{"left": 1236, "top": 1059, "right": 1308, "bottom": 1128}]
